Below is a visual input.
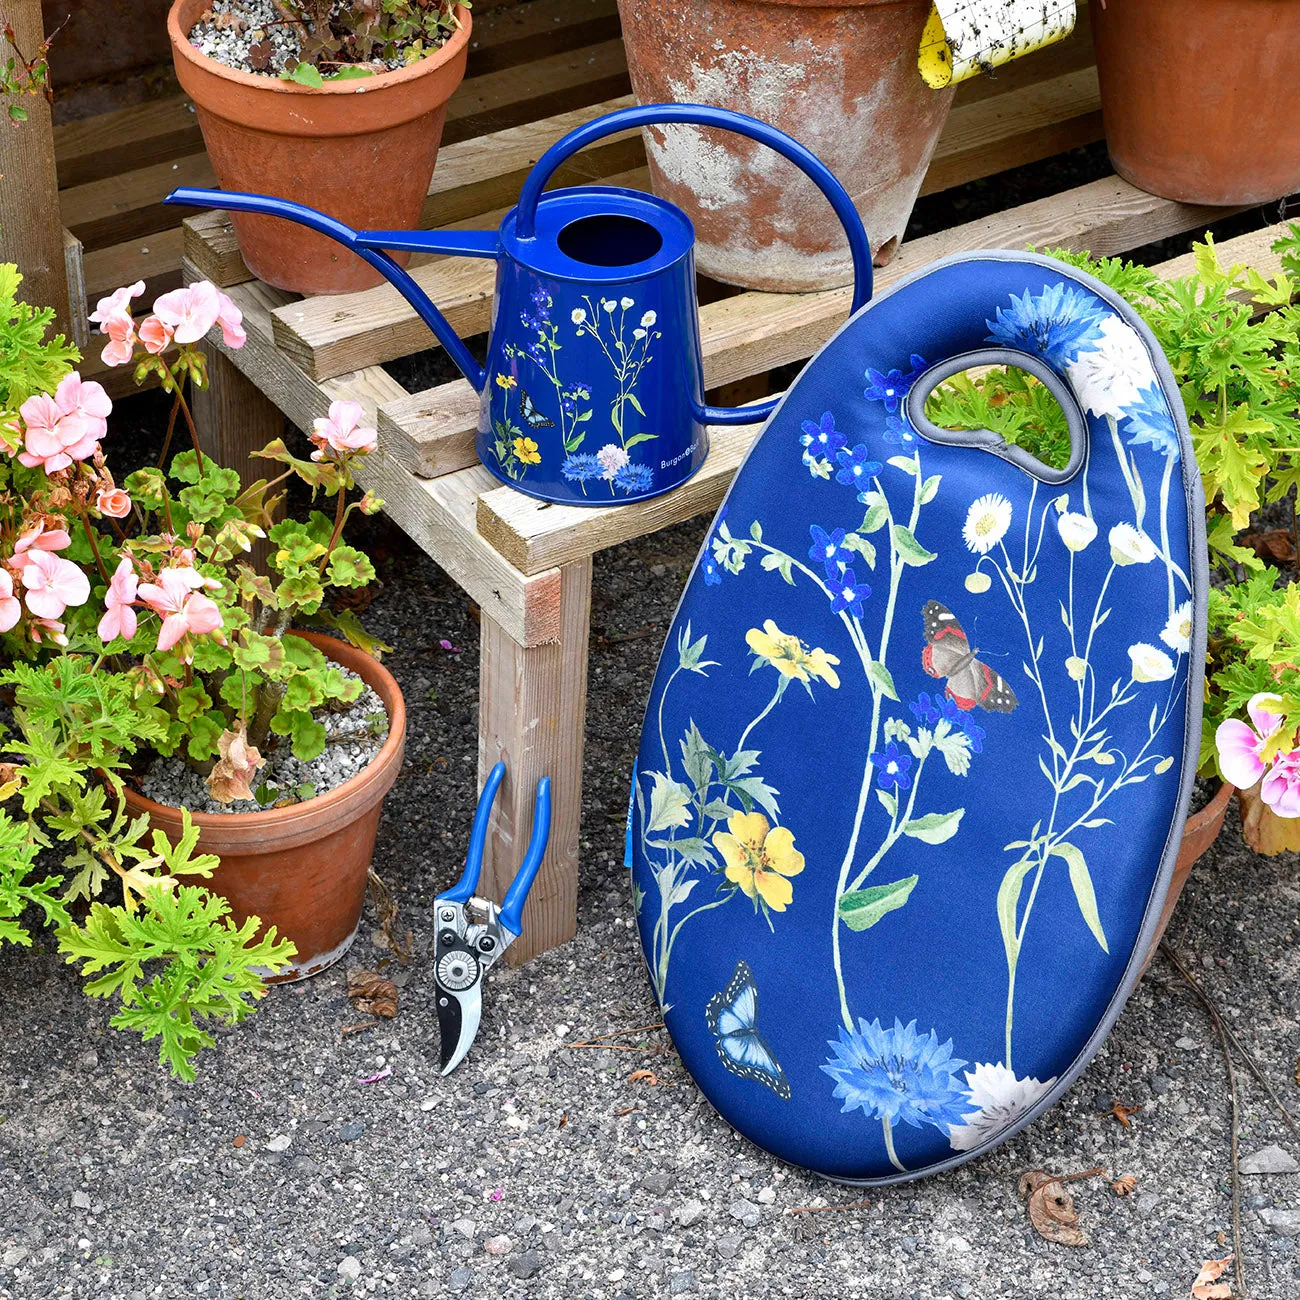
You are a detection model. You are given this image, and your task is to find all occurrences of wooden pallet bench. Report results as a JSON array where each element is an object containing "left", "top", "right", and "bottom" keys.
[{"left": 174, "top": 2, "right": 1286, "bottom": 962}]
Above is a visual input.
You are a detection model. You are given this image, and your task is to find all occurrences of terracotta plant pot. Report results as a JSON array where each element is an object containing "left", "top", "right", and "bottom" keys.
[
  {"left": 1235, "top": 779, "right": 1300, "bottom": 856},
  {"left": 1140, "top": 781, "right": 1235, "bottom": 972},
  {"left": 1092, "top": 0, "right": 1300, "bottom": 205},
  {"left": 167, "top": 0, "right": 471, "bottom": 294},
  {"left": 122, "top": 632, "right": 407, "bottom": 982},
  {"left": 616, "top": 0, "right": 956, "bottom": 291}
]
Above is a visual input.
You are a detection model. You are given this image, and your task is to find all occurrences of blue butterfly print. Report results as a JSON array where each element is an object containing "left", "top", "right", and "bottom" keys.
[
  {"left": 519, "top": 388, "right": 554, "bottom": 429},
  {"left": 705, "top": 960, "right": 790, "bottom": 1101}
]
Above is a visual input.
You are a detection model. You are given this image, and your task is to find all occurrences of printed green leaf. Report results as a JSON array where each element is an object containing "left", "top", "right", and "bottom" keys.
[
  {"left": 902, "top": 809, "right": 964, "bottom": 844},
  {"left": 875, "top": 788, "right": 897, "bottom": 818},
  {"left": 647, "top": 771, "right": 693, "bottom": 833},
  {"left": 841, "top": 533, "right": 876, "bottom": 569},
  {"left": 679, "top": 721, "right": 714, "bottom": 793},
  {"left": 866, "top": 660, "right": 898, "bottom": 701},
  {"left": 623, "top": 431, "right": 657, "bottom": 449},
  {"left": 892, "top": 524, "right": 936, "bottom": 567},
  {"left": 920, "top": 474, "right": 942, "bottom": 504},
  {"left": 859, "top": 492, "right": 889, "bottom": 534},
  {"left": 887, "top": 455, "right": 919, "bottom": 476},
  {"left": 838, "top": 875, "right": 918, "bottom": 932},
  {"left": 626, "top": 393, "right": 646, "bottom": 417},
  {"left": 997, "top": 857, "right": 1036, "bottom": 967},
  {"left": 1051, "top": 842, "right": 1108, "bottom": 952},
  {"left": 759, "top": 552, "right": 796, "bottom": 584}
]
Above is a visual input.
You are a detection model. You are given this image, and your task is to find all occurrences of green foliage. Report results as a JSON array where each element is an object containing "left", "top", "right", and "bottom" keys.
[
  {"left": 279, "top": 0, "right": 466, "bottom": 77},
  {"left": 0, "top": 264, "right": 79, "bottom": 426}
]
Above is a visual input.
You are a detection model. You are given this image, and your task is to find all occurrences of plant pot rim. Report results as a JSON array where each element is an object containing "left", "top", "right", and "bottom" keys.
[
  {"left": 167, "top": 0, "right": 472, "bottom": 101},
  {"left": 1188, "top": 779, "right": 1235, "bottom": 832},
  {"left": 122, "top": 630, "right": 406, "bottom": 833}
]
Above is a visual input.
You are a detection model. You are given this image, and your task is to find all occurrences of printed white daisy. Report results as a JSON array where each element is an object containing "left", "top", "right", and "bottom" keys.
[
  {"left": 965, "top": 571, "right": 992, "bottom": 594},
  {"left": 947, "top": 1063, "right": 1056, "bottom": 1153},
  {"left": 601, "top": 298, "right": 617, "bottom": 312},
  {"left": 571, "top": 307, "right": 587, "bottom": 325},
  {"left": 1108, "top": 522, "right": 1157, "bottom": 566},
  {"left": 1056, "top": 510, "right": 1097, "bottom": 553},
  {"left": 1065, "top": 656, "right": 1087, "bottom": 681},
  {"left": 963, "top": 494, "right": 1012, "bottom": 554},
  {"left": 640, "top": 310, "right": 657, "bottom": 328},
  {"left": 633, "top": 328, "right": 646, "bottom": 340},
  {"left": 1160, "top": 600, "right": 1192, "bottom": 654},
  {"left": 1128, "top": 642, "right": 1176, "bottom": 683},
  {"left": 1065, "top": 316, "right": 1155, "bottom": 419},
  {"left": 620, "top": 296, "right": 635, "bottom": 309}
]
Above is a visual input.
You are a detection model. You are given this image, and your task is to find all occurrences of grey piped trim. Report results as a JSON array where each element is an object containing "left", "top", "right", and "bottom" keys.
[{"left": 633, "top": 248, "right": 1208, "bottom": 1188}]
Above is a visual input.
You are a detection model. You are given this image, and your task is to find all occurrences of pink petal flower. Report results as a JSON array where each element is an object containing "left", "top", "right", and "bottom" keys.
[
  {"left": 1262, "top": 750, "right": 1300, "bottom": 818},
  {"left": 137, "top": 567, "right": 190, "bottom": 616},
  {"left": 97, "top": 601, "right": 137, "bottom": 643},
  {"left": 153, "top": 282, "right": 221, "bottom": 345},
  {"left": 0, "top": 568, "right": 20, "bottom": 632},
  {"left": 105, "top": 555, "right": 138, "bottom": 606},
  {"left": 98, "top": 312, "right": 137, "bottom": 368},
  {"left": 1216, "top": 692, "right": 1286, "bottom": 790},
  {"left": 216, "top": 292, "right": 246, "bottom": 349},
  {"left": 182, "top": 591, "right": 223, "bottom": 636},
  {"left": 20, "top": 549, "right": 90, "bottom": 620},
  {"left": 137, "top": 315, "right": 174, "bottom": 355},
  {"left": 54, "top": 372, "right": 111, "bottom": 440},
  {"left": 96, "top": 487, "right": 132, "bottom": 519},
  {"left": 13, "top": 521, "right": 72, "bottom": 560},
  {"left": 310, "top": 399, "right": 377, "bottom": 461},
  {"left": 89, "top": 281, "right": 144, "bottom": 326}
]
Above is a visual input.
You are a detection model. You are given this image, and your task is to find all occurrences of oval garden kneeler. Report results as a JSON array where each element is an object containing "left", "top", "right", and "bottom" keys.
[{"left": 627, "top": 251, "right": 1206, "bottom": 1184}]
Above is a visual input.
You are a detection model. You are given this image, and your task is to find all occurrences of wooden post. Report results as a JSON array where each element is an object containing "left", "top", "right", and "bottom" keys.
[
  {"left": 0, "top": 0, "right": 71, "bottom": 336},
  {"left": 191, "top": 347, "right": 286, "bottom": 568},
  {"left": 478, "top": 557, "right": 592, "bottom": 964}
]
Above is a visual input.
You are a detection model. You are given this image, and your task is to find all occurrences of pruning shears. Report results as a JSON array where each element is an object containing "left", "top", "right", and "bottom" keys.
[{"left": 434, "top": 761, "right": 551, "bottom": 1075}]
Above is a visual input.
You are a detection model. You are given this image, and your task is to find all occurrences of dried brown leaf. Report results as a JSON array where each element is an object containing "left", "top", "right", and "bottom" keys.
[
  {"left": 629, "top": 1069, "right": 660, "bottom": 1087},
  {"left": 212, "top": 10, "right": 245, "bottom": 29},
  {"left": 1018, "top": 1170, "right": 1088, "bottom": 1247},
  {"left": 247, "top": 39, "right": 274, "bottom": 70},
  {"left": 1111, "top": 1174, "right": 1137, "bottom": 1195},
  {"left": 1111, "top": 1101, "right": 1142, "bottom": 1128},
  {"left": 1241, "top": 528, "right": 1296, "bottom": 565},
  {"left": 1191, "top": 1254, "right": 1235, "bottom": 1300},
  {"left": 347, "top": 968, "right": 399, "bottom": 1018},
  {"left": 206, "top": 724, "right": 265, "bottom": 804}
]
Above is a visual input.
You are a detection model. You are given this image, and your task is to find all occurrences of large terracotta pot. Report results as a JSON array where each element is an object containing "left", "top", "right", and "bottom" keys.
[
  {"left": 1092, "top": 0, "right": 1300, "bottom": 205},
  {"left": 616, "top": 0, "right": 956, "bottom": 291},
  {"left": 123, "top": 632, "right": 407, "bottom": 982},
  {"left": 1140, "top": 781, "right": 1234, "bottom": 972},
  {"left": 167, "top": 0, "right": 470, "bottom": 294}
]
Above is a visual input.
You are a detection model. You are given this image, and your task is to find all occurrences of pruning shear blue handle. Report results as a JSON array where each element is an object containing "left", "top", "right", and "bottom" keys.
[{"left": 432, "top": 762, "right": 552, "bottom": 1074}]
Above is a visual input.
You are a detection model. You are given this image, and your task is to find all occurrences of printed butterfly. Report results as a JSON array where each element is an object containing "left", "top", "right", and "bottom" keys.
[
  {"left": 519, "top": 388, "right": 554, "bottom": 429},
  {"left": 705, "top": 959, "right": 790, "bottom": 1100},
  {"left": 921, "top": 600, "right": 1018, "bottom": 714}
]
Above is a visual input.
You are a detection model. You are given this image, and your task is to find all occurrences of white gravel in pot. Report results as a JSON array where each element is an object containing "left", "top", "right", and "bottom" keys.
[{"left": 141, "top": 670, "right": 389, "bottom": 815}]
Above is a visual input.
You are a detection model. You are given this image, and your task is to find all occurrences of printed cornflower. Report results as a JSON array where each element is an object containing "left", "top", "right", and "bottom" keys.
[
  {"left": 800, "top": 411, "right": 846, "bottom": 458},
  {"left": 864, "top": 356, "right": 925, "bottom": 413},
  {"left": 947, "top": 1063, "right": 1055, "bottom": 1153},
  {"left": 808, "top": 525, "right": 847, "bottom": 573},
  {"left": 827, "top": 568, "right": 871, "bottom": 618},
  {"left": 561, "top": 453, "right": 601, "bottom": 482},
  {"left": 613, "top": 462, "right": 654, "bottom": 495},
  {"left": 984, "top": 282, "right": 1106, "bottom": 367},
  {"left": 835, "top": 444, "right": 883, "bottom": 491},
  {"left": 870, "top": 740, "right": 912, "bottom": 792},
  {"left": 1065, "top": 315, "right": 1153, "bottom": 420},
  {"left": 1122, "top": 383, "right": 1180, "bottom": 458},
  {"left": 711, "top": 811, "right": 805, "bottom": 912},
  {"left": 821, "top": 1018, "right": 972, "bottom": 1133},
  {"left": 745, "top": 619, "right": 840, "bottom": 689}
]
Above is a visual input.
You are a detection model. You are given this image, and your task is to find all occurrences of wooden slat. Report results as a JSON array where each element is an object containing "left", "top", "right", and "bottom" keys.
[
  {"left": 189, "top": 263, "right": 564, "bottom": 648},
  {"left": 55, "top": 96, "right": 202, "bottom": 191},
  {"left": 83, "top": 228, "right": 184, "bottom": 300},
  {"left": 63, "top": 228, "right": 89, "bottom": 352},
  {"left": 473, "top": 179, "right": 1243, "bottom": 574}
]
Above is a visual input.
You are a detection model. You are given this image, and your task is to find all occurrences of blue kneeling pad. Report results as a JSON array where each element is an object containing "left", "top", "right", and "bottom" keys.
[{"left": 627, "top": 252, "right": 1205, "bottom": 1183}]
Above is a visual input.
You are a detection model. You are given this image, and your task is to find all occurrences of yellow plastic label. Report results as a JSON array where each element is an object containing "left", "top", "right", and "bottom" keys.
[{"left": 918, "top": 0, "right": 1077, "bottom": 89}]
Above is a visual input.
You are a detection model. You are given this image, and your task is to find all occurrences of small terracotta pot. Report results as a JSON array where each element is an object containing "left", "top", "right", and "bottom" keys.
[
  {"left": 1092, "top": 0, "right": 1300, "bottom": 205},
  {"left": 1234, "top": 779, "right": 1300, "bottom": 856},
  {"left": 168, "top": 0, "right": 471, "bottom": 294},
  {"left": 617, "top": 0, "right": 956, "bottom": 291},
  {"left": 1140, "top": 781, "right": 1235, "bottom": 972},
  {"left": 122, "top": 632, "right": 407, "bottom": 982}
]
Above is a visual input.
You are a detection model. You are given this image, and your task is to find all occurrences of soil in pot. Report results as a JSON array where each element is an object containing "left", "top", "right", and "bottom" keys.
[
  {"left": 122, "top": 632, "right": 407, "bottom": 982},
  {"left": 617, "top": 0, "right": 956, "bottom": 292},
  {"left": 168, "top": 0, "right": 471, "bottom": 294}
]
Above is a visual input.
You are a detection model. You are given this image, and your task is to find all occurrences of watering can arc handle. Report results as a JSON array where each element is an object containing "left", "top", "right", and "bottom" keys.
[
  {"left": 513, "top": 103, "right": 874, "bottom": 427},
  {"left": 162, "top": 187, "right": 496, "bottom": 393}
]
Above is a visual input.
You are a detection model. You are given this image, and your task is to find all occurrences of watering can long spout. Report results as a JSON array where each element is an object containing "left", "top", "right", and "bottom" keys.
[{"left": 163, "top": 187, "right": 497, "bottom": 392}]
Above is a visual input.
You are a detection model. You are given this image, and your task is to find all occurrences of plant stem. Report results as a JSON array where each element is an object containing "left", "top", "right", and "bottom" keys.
[
  {"left": 881, "top": 1117, "right": 906, "bottom": 1174},
  {"left": 162, "top": 359, "right": 204, "bottom": 474},
  {"left": 75, "top": 502, "right": 111, "bottom": 585},
  {"left": 156, "top": 389, "right": 183, "bottom": 470}
]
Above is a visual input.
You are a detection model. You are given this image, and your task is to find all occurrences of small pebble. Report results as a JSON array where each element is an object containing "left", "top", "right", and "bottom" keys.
[
  {"left": 337, "top": 1256, "right": 362, "bottom": 1280},
  {"left": 266, "top": 1134, "right": 292, "bottom": 1152},
  {"left": 484, "top": 1235, "right": 511, "bottom": 1256}
]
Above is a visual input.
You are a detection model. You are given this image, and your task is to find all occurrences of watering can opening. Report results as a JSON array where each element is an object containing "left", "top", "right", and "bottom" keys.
[{"left": 555, "top": 213, "right": 665, "bottom": 268}]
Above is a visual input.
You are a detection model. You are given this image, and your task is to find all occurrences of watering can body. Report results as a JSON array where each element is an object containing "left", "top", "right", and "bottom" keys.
[{"left": 166, "top": 104, "right": 873, "bottom": 507}]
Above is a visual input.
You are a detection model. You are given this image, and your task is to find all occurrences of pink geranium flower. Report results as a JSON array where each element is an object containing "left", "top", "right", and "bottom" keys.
[
  {"left": 137, "top": 567, "right": 224, "bottom": 654},
  {"left": 20, "top": 548, "right": 91, "bottom": 620},
  {"left": 90, "top": 281, "right": 144, "bottom": 368},
  {"left": 28, "top": 616, "right": 67, "bottom": 646},
  {"left": 16, "top": 373, "right": 112, "bottom": 472},
  {"left": 97, "top": 555, "right": 138, "bottom": 643},
  {"left": 216, "top": 293, "right": 246, "bottom": 348},
  {"left": 152, "top": 282, "right": 222, "bottom": 345},
  {"left": 310, "top": 400, "right": 377, "bottom": 461},
  {"left": 137, "top": 315, "right": 174, "bottom": 355},
  {"left": 10, "top": 521, "right": 73, "bottom": 572},
  {"left": 89, "top": 282, "right": 144, "bottom": 327},
  {"left": 1216, "top": 692, "right": 1285, "bottom": 790},
  {"left": 1263, "top": 748, "right": 1300, "bottom": 819},
  {"left": 0, "top": 568, "right": 20, "bottom": 632},
  {"left": 95, "top": 486, "right": 132, "bottom": 519}
]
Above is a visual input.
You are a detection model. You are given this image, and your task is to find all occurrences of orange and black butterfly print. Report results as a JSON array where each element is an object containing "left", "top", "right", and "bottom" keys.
[{"left": 921, "top": 601, "right": 1018, "bottom": 714}]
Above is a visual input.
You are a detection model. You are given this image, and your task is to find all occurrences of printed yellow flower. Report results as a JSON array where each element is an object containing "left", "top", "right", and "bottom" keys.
[
  {"left": 512, "top": 436, "right": 541, "bottom": 466},
  {"left": 745, "top": 619, "right": 840, "bottom": 688},
  {"left": 713, "top": 812, "right": 805, "bottom": 911},
  {"left": 495, "top": 374, "right": 517, "bottom": 390}
]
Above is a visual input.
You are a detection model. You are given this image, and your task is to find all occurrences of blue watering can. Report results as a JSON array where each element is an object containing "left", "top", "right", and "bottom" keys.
[{"left": 165, "top": 104, "right": 873, "bottom": 507}]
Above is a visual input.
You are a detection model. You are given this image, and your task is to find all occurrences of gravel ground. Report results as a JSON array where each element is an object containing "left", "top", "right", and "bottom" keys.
[{"left": 2, "top": 500, "right": 1300, "bottom": 1300}]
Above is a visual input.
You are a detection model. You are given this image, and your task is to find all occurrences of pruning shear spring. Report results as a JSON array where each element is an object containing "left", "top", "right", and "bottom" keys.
[{"left": 434, "top": 761, "right": 550, "bottom": 1075}]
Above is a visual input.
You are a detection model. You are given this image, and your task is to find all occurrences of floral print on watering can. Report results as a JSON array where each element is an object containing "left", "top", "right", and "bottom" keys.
[{"left": 627, "top": 251, "right": 1206, "bottom": 1183}]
